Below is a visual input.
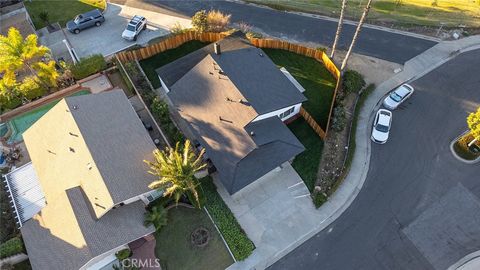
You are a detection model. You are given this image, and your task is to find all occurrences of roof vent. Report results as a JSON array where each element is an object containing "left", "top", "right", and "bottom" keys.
[
  {"left": 214, "top": 43, "right": 221, "bottom": 55},
  {"left": 87, "top": 162, "right": 93, "bottom": 170},
  {"left": 72, "top": 105, "right": 78, "bottom": 110},
  {"left": 259, "top": 52, "right": 264, "bottom": 57},
  {"left": 250, "top": 131, "right": 255, "bottom": 136}
]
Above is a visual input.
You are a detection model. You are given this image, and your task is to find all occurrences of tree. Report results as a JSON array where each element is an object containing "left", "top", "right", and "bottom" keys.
[
  {"left": 144, "top": 140, "right": 207, "bottom": 208},
  {"left": 144, "top": 205, "right": 168, "bottom": 231},
  {"left": 331, "top": 0, "right": 348, "bottom": 59},
  {"left": 467, "top": 107, "right": 480, "bottom": 146},
  {"left": 191, "top": 10, "right": 208, "bottom": 33},
  {"left": 0, "top": 27, "right": 58, "bottom": 90},
  {"left": 340, "top": 0, "right": 373, "bottom": 71}
]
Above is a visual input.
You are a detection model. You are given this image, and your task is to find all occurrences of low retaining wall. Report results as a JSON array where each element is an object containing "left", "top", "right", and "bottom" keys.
[{"left": 0, "top": 253, "right": 28, "bottom": 268}]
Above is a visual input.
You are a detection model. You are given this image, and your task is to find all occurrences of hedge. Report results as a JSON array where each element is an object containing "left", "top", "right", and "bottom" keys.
[
  {"left": 343, "top": 70, "right": 366, "bottom": 94},
  {"left": 70, "top": 54, "right": 107, "bottom": 80},
  {"left": 150, "top": 98, "right": 184, "bottom": 144},
  {"left": 200, "top": 177, "right": 255, "bottom": 261},
  {"left": 0, "top": 237, "right": 25, "bottom": 259}
]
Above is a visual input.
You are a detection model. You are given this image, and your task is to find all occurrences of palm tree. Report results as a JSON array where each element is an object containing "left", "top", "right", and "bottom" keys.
[
  {"left": 331, "top": 0, "right": 348, "bottom": 59},
  {"left": 144, "top": 140, "right": 207, "bottom": 208},
  {"left": 340, "top": 0, "right": 373, "bottom": 71},
  {"left": 38, "top": 11, "right": 52, "bottom": 29},
  {"left": 144, "top": 205, "right": 168, "bottom": 230}
]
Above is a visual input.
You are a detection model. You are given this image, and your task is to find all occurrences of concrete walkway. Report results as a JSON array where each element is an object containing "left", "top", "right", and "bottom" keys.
[{"left": 225, "top": 35, "right": 480, "bottom": 270}]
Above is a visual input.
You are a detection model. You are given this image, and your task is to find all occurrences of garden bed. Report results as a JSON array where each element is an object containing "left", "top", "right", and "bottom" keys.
[
  {"left": 287, "top": 118, "right": 324, "bottom": 191},
  {"left": 452, "top": 132, "right": 480, "bottom": 161},
  {"left": 154, "top": 206, "right": 234, "bottom": 270},
  {"left": 139, "top": 41, "right": 210, "bottom": 89},
  {"left": 263, "top": 48, "right": 337, "bottom": 128}
]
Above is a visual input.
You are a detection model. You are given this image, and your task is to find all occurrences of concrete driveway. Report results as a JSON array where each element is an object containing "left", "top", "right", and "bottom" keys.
[{"left": 65, "top": 3, "right": 190, "bottom": 58}]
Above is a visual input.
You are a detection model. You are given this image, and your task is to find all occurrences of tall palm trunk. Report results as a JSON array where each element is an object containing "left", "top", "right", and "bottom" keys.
[
  {"left": 340, "top": 0, "right": 373, "bottom": 71},
  {"left": 330, "top": 0, "right": 348, "bottom": 59}
]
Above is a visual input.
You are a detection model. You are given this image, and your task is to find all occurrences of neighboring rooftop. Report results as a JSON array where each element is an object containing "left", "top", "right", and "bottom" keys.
[
  {"left": 0, "top": 2, "right": 36, "bottom": 37},
  {"left": 21, "top": 187, "right": 154, "bottom": 270},
  {"left": 23, "top": 90, "right": 156, "bottom": 218},
  {"left": 164, "top": 34, "right": 306, "bottom": 194}
]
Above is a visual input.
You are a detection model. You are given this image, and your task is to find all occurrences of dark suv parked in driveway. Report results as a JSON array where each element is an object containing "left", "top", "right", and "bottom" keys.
[{"left": 66, "top": 9, "right": 105, "bottom": 34}]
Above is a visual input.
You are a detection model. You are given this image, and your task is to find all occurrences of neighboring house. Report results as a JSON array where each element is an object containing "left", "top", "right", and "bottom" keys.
[
  {"left": 0, "top": 2, "right": 36, "bottom": 37},
  {"left": 156, "top": 33, "right": 308, "bottom": 194},
  {"left": 3, "top": 90, "right": 162, "bottom": 270}
]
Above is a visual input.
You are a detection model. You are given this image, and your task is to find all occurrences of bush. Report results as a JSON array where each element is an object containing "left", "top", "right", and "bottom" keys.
[
  {"left": 70, "top": 54, "right": 107, "bottom": 80},
  {"left": 331, "top": 105, "right": 347, "bottom": 132},
  {"left": 192, "top": 10, "right": 208, "bottom": 33},
  {"left": 200, "top": 177, "right": 255, "bottom": 260},
  {"left": 18, "top": 76, "right": 46, "bottom": 101},
  {"left": 343, "top": 70, "right": 365, "bottom": 94},
  {"left": 0, "top": 237, "right": 25, "bottom": 259},
  {"left": 115, "top": 248, "right": 131, "bottom": 261},
  {"left": 246, "top": 31, "right": 263, "bottom": 39},
  {"left": 207, "top": 10, "right": 231, "bottom": 32},
  {"left": 0, "top": 96, "right": 22, "bottom": 113},
  {"left": 150, "top": 97, "right": 184, "bottom": 143},
  {"left": 171, "top": 22, "right": 187, "bottom": 34},
  {"left": 312, "top": 191, "right": 327, "bottom": 208}
]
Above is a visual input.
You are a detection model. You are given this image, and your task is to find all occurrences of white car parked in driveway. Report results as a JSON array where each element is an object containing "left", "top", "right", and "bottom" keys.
[
  {"left": 371, "top": 109, "right": 393, "bottom": 144},
  {"left": 383, "top": 84, "right": 414, "bottom": 110},
  {"left": 122, "top": 15, "right": 147, "bottom": 41}
]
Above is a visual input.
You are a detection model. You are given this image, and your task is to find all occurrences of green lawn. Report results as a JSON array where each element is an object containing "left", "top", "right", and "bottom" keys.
[
  {"left": 247, "top": 0, "right": 480, "bottom": 28},
  {"left": 139, "top": 41, "right": 210, "bottom": 89},
  {"left": 288, "top": 118, "right": 324, "bottom": 191},
  {"left": 13, "top": 260, "right": 32, "bottom": 270},
  {"left": 264, "top": 48, "right": 336, "bottom": 129},
  {"left": 24, "top": 0, "right": 106, "bottom": 29},
  {"left": 155, "top": 206, "right": 234, "bottom": 270}
]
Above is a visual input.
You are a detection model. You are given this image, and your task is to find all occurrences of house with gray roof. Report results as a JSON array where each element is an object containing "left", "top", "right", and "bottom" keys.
[
  {"left": 156, "top": 33, "right": 308, "bottom": 194},
  {"left": 3, "top": 90, "right": 162, "bottom": 270}
]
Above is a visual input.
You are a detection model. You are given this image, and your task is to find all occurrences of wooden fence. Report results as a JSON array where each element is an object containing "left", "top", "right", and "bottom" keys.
[
  {"left": 300, "top": 107, "right": 326, "bottom": 139},
  {"left": 116, "top": 31, "right": 341, "bottom": 139},
  {"left": 116, "top": 31, "right": 229, "bottom": 62}
]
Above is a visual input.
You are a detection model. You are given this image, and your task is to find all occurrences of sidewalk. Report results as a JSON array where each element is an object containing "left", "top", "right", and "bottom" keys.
[{"left": 226, "top": 35, "right": 480, "bottom": 270}]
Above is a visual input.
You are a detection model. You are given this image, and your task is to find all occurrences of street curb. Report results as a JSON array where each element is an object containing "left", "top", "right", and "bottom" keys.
[
  {"left": 449, "top": 131, "right": 480, "bottom": 164},
  {"left": 227, "top": 0, "right": 441, "bottom": 42}
]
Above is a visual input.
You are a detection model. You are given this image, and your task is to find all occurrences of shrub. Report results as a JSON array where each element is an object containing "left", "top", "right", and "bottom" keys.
[
  {"left": 246, "top": 31, "right": 263, "bottom": 39},
  {"left": 0, "top": 96, "right": 22, "bottom": 113},
  {"left": 192, "top": 10, "right": 208, "bottom": 33},
  {"left": 115, "top": 248, "right": 131, "bottom": 261},
  {"left": 18, "top": 76, "right": 46, "bottom": 101},
  {"left": 0, "top": 237, "right": 25, "bottom": 259},
  {"left": 312, "top": 191, "right": 327, "bottom": 208},
  {"left": 207, "top": 10, "right": 231, "bottom": 32},
  {"left": 200, "top": 177, "right": 255, "bottom": 260},
  {"left": 343, "top": 70, "right": 365, "bottom": 94},
  {"left": 70, "top": 54, "right": 107, "bottom": 80},
  {"left": 331, "top": 105, "right": 347, "bottom": 132},
  {"left": 170, "top": 22, "right": 187, "bottom": 34},
  {"left": 150, "top": 97, "right": 184, "bottom": 143},
  {"left": 237, "top": 21, "right": 251, "bottom": 33}
]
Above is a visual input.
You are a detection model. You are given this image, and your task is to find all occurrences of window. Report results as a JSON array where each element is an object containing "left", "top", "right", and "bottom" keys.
[
  {"left": 279, "top": 107, "right": 295, "bottom": 119},
  {"left": 144, "top": 189, "right": 163, "bottom": 203}
]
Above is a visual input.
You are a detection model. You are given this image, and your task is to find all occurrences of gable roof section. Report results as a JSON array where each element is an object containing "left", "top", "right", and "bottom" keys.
[
  {"left": 21, "top": 187, "right": 154, "bottom": 270},
  {"left": 22, "top": 90, "right": 156, "bottom": 219},
  {"left": 157, "top": 32, "right": 307, "bottom": 115}
]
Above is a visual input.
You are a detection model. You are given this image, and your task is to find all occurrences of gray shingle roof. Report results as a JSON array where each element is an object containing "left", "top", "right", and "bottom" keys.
[
  {"left": 65, "top": 90, "right": 156, "bottom": 203},
  {"left": 157, "top": 32, "right": 307, "bottom": 114},
  {"left": 166, "top": 41, "right": 306, "bottom": 193},
  {"left": 21, "top": 187, "right": 154, "bottom": 270}
]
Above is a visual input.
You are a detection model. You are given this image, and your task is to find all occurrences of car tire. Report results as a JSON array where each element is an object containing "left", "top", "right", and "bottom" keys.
[
  {"left": 133, "top": 35, "right": 137, "bottom": 41},
  {"left": 143, "top": 24, "right": 147, "bottom": 30},
  {"left": 95, "top": 21, "right": 101, "bottom": 27},
  {"left": 74, "top": 29, "right": 80, "bottom": 34}
]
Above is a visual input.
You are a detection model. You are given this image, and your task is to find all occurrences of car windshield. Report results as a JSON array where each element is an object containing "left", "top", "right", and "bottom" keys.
[
  {"left": 126, "top": 25, "right": 135, "bottom": 31},
  {"left": 389, "top": 92, "right": 403, "bottom": 102},
  {"left": 74, "top": 15, "right": 82, "bottom": 24},
  {"left": 376, "top": 124, "right": 389, "bottom": 133}
]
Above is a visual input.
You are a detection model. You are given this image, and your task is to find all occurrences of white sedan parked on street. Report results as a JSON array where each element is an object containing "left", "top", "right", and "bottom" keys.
[
  {"left": 383, "top": 84, "right": 414, "bottom": 110},
  {"left": 371, "top": 109, "right": 393, "bottom": 144}
]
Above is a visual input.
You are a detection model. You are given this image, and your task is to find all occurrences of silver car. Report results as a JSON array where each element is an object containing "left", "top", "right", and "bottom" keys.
[
  {"left": 371, "top": 109, "right": 393, "bottom": 144},
  {"left": 66, "top": 9, "right": 105, "bottom": 34},
  {"left": 383, "top": 84, "right": 414, "bottom": 110},
  {"left": 122, "top": 15, "right": 147, "bottom": 41}
]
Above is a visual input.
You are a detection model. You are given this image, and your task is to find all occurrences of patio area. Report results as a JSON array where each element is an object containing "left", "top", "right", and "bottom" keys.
[{"left": 129, "top": 234, "right": 161, "bottom": 270}]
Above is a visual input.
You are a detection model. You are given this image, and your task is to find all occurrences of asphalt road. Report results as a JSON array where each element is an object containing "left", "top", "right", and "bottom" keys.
[
  {"left": 115, "top": 0, "right": 438, "bottom": 64},
  {"left": 270, "top": 49, "right": 480, "bottom": 270}
]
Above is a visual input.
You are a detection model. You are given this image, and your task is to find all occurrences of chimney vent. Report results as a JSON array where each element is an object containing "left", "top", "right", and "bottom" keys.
[{"left": 214, "top": 43, "right": 221, "bottom": 55}]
